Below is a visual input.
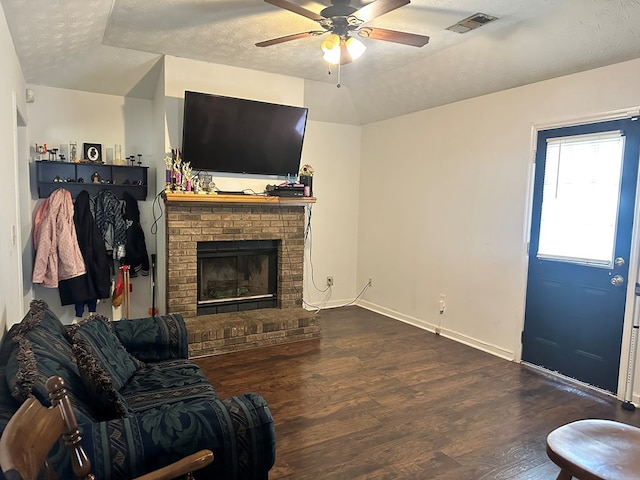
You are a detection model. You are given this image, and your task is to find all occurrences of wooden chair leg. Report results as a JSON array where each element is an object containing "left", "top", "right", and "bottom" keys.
[{"left": 556, "top": 470, "right": 572, "bottom": 480}]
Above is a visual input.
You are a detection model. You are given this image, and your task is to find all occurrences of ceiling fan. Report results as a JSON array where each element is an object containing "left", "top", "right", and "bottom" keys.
[{"left": 256, "top": 0, "right": 430, "bottom": 65}]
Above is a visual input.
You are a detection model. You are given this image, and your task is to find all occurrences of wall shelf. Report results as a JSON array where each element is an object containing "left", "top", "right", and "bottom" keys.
[{"left": 35, "top": 160, "right": 148, "bottom": 200}]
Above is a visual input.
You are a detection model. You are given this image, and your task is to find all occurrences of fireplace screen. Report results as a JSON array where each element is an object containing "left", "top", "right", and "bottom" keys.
[{"left": 197, "top": 240, "right": 278, "bottom": 314}]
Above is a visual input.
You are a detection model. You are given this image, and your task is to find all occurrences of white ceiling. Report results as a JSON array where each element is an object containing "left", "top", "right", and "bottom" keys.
[{"left": 3, "top": 0, "right": 640, "bottom": 124}]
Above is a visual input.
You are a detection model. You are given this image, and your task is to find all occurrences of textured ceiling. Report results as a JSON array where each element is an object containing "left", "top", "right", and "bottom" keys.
[{"left": 2, "top": 0, "right": 640, "bottom": 125}]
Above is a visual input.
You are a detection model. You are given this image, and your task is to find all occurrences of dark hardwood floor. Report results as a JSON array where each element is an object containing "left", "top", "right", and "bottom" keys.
[{"left": 194, "top": 306, "right": 640, "bottom": 479}]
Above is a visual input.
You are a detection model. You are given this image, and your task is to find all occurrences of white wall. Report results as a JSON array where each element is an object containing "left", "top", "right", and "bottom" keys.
[
  {"left": 151, "top": 59, "right": 167, "bottom": 314},
  {"left": 300, "top": 120, "right": 361, "bottom": 308},
  {"left": 0, "top": 4, "right": 27, "bottom": 330},
  {"left": 25, "top": 86, "right": 155, "bottom": 324},
  {"left": 357, "top": 58, "right": 640, "bottom": 398}
]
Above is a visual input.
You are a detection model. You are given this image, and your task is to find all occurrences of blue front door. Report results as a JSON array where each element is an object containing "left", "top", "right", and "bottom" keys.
[{"left": 522, "top": 117, "right": 640, "bottom": 393}]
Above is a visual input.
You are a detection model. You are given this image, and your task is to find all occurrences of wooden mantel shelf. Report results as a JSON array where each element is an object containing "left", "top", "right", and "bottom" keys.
[{"left": 163, "top": 191, "right": 316, "bottom": 206}]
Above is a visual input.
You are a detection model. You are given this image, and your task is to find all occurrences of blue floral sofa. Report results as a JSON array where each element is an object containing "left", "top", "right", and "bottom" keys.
[{"left": 0, "top": 300, "right": 275, "bottom": 479}]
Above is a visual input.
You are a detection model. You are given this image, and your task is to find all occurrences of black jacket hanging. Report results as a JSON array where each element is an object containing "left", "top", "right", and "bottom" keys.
[
  {"left": 58, "top": 190, "right": 112, "bottom": 305},
  {"left": 122, "top": 191, "right": 150, "bottom": 276},
  {"left": 94, "top": 189, "right": 127, "bottom": 252}
]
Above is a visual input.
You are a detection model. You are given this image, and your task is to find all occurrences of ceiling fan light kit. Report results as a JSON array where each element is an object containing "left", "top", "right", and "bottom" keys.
[
  {"left": 321, "top": 34, "right": 366, "bottom": 65},
  {"left": 258, "top": 0, "right": 430, "bottom": 85},
  {"left": 321, "top": 33, "right": 341, "bottom": 64},
  {"left": 345, "top": 37, "right": 366, "bottom": 61}
]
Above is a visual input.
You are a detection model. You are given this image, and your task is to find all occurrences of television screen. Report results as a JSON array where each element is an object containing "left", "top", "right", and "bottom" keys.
[{"left": 181, "top": 91, "right": 308, "bottom": 177}]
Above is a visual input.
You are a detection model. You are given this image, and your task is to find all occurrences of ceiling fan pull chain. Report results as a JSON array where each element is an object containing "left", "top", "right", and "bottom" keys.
[{"left": 337, "top": 61, "right": 341, "bottom": 88}]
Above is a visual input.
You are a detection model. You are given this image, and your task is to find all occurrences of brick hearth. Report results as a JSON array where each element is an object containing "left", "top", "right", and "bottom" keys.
[{"left": 164, "top": 193, "right": 321, "bottom": 356}]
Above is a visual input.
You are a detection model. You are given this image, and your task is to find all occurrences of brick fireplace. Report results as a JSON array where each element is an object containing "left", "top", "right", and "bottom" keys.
[{"left": 164, "top": 193, "right": 320, "bottom": 357}]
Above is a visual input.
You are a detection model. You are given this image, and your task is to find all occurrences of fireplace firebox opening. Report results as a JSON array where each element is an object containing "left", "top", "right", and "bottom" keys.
[{"left": 197, "top": 240, "right": 279, "bottom": 315}]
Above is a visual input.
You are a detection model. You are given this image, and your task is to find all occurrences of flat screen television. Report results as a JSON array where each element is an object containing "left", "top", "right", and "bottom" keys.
[{"left": 181, "top": 91, "right": 309, "bottom": 177}]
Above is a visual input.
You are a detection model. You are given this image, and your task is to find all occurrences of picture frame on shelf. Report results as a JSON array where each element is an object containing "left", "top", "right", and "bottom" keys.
[{"left": 83, "top": 142, "right": 102, "bottom": 163}]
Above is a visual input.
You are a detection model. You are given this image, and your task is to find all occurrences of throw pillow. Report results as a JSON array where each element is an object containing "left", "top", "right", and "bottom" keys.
[
  {"left": 5, "top": 300, "right": 97, "bottom": 423},
  {"left": 67, "top": 314, "right": 143, "bottom": 419},
  {"left": 13, "top": 299, "right": 66, "bottom": 337}
]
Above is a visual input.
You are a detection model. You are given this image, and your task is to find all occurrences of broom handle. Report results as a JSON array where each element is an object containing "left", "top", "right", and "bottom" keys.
[
  {"left": 151, "top": 254, "right": 157, "bottom": 316},
  {"left": 125, "top": 268, "right": 130, "bottom": 319}
]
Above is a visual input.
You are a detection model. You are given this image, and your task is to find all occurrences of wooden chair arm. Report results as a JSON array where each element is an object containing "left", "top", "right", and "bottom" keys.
[{"left": 132, "top": 450, "right": 214, "bottom": 480}]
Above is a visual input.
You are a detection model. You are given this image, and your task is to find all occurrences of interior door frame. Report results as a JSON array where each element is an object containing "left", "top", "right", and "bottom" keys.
[{"left": 517, "top": 108, "right": 640, "bottom": 399}]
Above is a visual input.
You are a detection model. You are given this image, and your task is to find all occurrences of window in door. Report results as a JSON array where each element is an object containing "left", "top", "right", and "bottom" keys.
[{"left": 537, "top": 131, "right": 626, "bottom": 268}]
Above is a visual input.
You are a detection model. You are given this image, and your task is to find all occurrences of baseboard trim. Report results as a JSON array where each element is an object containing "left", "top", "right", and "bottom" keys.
[{"left": 356, "top": 300, "right": 515, "bottom": 362}]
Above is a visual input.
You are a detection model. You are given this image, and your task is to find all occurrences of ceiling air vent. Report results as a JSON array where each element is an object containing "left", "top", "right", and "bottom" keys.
[{"left": 446, "top": 13, "right": 498, "bottom": 34}]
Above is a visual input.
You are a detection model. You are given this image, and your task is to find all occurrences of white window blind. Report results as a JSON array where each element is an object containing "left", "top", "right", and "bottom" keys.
[{"left": 537, "top": 130, "right": 625, "bottom": 267}]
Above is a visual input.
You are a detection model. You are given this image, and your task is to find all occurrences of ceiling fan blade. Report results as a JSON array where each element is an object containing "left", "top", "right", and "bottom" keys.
[
  {"left": 263, "top": 0, "right": 324, "bottom": 21},
  {"left": 352, "top": 0, "right": 410, "bottom": 23},
  {"left": 360, "top": 27, "right": 429, "bottom": 47},
  {"left": 256, "top": 31, "right": 322, "bottom": 47}
]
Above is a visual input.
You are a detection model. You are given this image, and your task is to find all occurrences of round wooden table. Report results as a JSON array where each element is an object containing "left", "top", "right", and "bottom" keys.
[{"left": 546, "top": 419, "right": 640, "bottom": 480}]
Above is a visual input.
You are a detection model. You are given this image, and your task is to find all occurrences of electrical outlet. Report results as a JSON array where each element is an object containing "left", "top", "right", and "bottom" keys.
[
  {"left": 439, "top": 294, "right": 446, "bottom": 314},
  {"left": 435, "top": 326, "right": 442, "bottom": 335},
  {"left": 367, "top": 277, "right": 373, "bottom": 287},
  {"left": 326, "top": 276, "right": 334, "bottom": 287}
]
